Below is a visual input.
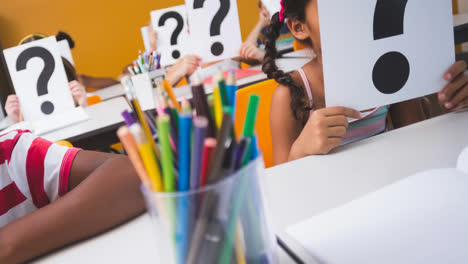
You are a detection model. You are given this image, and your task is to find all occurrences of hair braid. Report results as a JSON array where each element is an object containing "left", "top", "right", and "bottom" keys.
[{"left": 262, "top": 13, "right": 309, "bottom": 124}]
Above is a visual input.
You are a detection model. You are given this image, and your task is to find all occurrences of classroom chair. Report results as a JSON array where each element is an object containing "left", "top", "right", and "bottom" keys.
[
  {"left": 86, "top": 95, "right": 102, "bottom": 106},
  {"left": 234, "top": 79, "right": 278, "bottom": 168},
  {"left": 293, "top": 40, "right": 307, "bottom": 51}
]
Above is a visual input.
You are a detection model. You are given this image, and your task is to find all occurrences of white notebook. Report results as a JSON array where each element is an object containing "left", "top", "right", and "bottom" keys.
[{"left": 281, "top": 147, "right": 468, "bottom": 264}]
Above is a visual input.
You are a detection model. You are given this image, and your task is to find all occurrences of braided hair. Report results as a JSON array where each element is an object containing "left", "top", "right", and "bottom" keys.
[{"left": 262, "top": 0, "right": 311, "bottom": 125}]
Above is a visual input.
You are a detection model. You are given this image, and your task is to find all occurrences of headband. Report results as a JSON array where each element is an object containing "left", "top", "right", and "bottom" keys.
[{"left": 279, "top": 0, "right": 285, "bottom": 22}]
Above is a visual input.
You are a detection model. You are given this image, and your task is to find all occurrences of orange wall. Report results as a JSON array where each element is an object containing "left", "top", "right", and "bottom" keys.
[{"left": 0, "top": 0, "right": 258, "bottom": 78}]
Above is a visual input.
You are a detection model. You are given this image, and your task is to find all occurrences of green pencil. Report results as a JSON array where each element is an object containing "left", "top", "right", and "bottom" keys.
[
  {"left": 157, "top": 115, "right": 175, "bottom": 192},
  {"left": 219, "top": 95, "right": 260, "bottom": 264}
]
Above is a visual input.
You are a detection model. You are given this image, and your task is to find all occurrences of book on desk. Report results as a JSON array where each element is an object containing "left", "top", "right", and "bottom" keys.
[{"left": 279, "top": 146, "right": 468, "bottom": 264}]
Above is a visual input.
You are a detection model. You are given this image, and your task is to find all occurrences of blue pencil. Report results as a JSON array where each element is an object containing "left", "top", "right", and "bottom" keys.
[{"left": 177, "top": 113, "right": 192, "bottom": 264}]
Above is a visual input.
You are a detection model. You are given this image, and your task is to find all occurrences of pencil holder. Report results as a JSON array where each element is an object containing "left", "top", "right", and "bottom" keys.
[
  {"left": 131, "top": 69, "right": 166, "bottom": 111},
  {"left": 141, "top": 157, "right": 276, "bottom": 264}
]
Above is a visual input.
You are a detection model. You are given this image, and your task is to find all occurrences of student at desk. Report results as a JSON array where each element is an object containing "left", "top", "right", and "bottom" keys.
[
  {"left": 4, "top": 54, "right": 88, "bottom": 126},
  {"left": 0, "top": 130, "right": 145, "bottom": 263},
  {"left": 20, "top": 32, "right": 120, "bottom": 91},
  {"left": 238, "top": 0, "right": 293, "bottom": 64},
  {"left": 264, "top": 0, "right": 468, "bottom": 165}
]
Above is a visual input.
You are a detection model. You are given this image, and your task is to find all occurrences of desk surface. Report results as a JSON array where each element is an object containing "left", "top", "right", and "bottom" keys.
[
  {"left": 41, "top": 97, "right": 130, "bottom": 148},
  {"left": 87, "top": 83, "right": 125, "bottom": 102},
  {"left": 34, "top": 112, "right": 468, "bottom": 264},
  {"left": 264, "top": 111, "right": 468, "bottom": 261}
]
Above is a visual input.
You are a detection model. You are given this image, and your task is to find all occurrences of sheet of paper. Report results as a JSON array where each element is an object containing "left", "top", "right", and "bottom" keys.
[
  {"left": 457, "top": 146, "right": 468, "bottom": 173},
  {"left": 57, "top": 40, "right": 74, "bottom": 65},
  {"left": 3, "top": 36, "right": 75, "bottom": 122},
  {"left": 286, "top": 168, "right": 468, "bottom": 264},
  {"left": 141, "top": 26, "right": 151, "bottom": 52},
  {"left": 318, "top": 0, "right": 455, "bottom": 111},
  {"left": 260, "top": 0, "right": 281, "bottom": 18},
  {"left": 151, "top": 5, "right": 190, "bottom": 66},
  {"left": 185, "top": 0, "right": 242, "bottom": 63}
]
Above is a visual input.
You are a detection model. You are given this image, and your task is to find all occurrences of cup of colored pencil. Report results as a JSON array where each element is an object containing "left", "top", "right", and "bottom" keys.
[
  {"left": 117, "top": 72, "right": 276, "bottom": 264},
  {"left": 127, "top": 50, "right": 162, "bottom": 75}
]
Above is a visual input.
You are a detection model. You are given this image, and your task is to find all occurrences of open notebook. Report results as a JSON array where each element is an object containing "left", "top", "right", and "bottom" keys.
[{"left": 280, "top": 147, "right": 468, "bottom": 264}]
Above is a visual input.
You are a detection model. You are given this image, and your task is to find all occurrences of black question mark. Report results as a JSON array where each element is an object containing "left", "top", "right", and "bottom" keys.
[
  {"left": 159, "top": 11, "right": 184, "bottom": 60},
  {"left": 372, "top": 0, "right": 410, "bottom": 95},
  {"left": 16, "top": 47, "right": 55, "bottom": 115},
  {"left": 194, "top": 0, "right": 230, "bottom": 56}
]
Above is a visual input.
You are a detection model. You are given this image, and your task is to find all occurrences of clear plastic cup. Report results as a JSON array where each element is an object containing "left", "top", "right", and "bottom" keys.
[{"left": 141, "top": 157, "right": 276, "bottom": 264}]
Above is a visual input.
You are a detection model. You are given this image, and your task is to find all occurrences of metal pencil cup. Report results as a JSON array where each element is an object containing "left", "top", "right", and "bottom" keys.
[{"left": 141, "top": 157, "right": 276, "bottom": 264}]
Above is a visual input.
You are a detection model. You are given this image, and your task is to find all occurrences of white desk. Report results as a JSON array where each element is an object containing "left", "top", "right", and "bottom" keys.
[
  {"left": 454, "top": 13, "right": 468, "bottom": 27},
  {"left": 34, "top": 112, "right": 468, "bottom": 264},
  {"left": 264, "top": 111, "right": 468, "bottom": 263},
  {"left": 41, "top": 97, "right": 131, "bottom": 149},
  {"left": 87, "top": 83, "right": 125, "bottom": 101}
]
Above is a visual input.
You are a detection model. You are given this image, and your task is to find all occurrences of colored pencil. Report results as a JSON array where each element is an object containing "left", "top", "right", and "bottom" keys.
[{"left": 190, "top": 116, "right": 208, "bottom": 189}]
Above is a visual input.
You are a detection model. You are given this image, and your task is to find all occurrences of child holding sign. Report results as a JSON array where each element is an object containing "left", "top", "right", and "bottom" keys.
[
  {"left": 239, "top": 0, "right": 293, "bottom": 64},
  {"left": 0, "top": 130, "right": 144, "bottom": 263},
  {"left": 264, "top": 0, "right": 468, "bottom": 165}
]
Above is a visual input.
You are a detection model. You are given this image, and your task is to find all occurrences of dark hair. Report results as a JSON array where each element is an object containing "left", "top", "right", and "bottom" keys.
[
  {"left": 262, "top": 0, "right": 311, "bottom": 124},
  {"left": 56, "top": 31, "right": 75, "bottom": 49}
]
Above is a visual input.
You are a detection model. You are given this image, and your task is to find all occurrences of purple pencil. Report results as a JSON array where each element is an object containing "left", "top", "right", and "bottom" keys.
[{"left": 190, "top": 116, "right": 208, "bottom": 189}]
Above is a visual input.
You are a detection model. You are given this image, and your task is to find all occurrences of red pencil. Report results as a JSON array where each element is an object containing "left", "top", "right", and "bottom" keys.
[{"left": 199, "top": 138, "right": 217, "bottom": 187}]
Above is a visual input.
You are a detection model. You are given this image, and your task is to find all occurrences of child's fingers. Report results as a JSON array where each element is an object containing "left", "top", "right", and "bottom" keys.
[
  {"left": 324, "top": 116, "right": 349, "bottom": 128},
  {"left": 446, "top": 87, "right": 468, "bottom": 109},
  {"left": 327, "top": 137, "right": 343, "bottom": 151},
  {"left": 322, "top": 106, "right": 361, "bottom": 119},
  {"left": 444, "top": 61, "right": 467, "bottom": 81},
  {"left": 327, "top": 126, "right": 347, "bottom": 137},
  {"left": 439, "top": 74, "right": 468, "bottom": 103}
]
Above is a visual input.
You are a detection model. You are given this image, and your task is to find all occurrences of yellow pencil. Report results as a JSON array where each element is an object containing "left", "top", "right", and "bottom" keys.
[
  {"left": 117, "top": 126, "right": 150, "bottom": 185},
  {"left": 162, "top": 80, "right": 181, "bottom": 112},
  {"left": 235, "top": 220, "right": 246, "bottom": 264},
  {"left": 132, "top": 98, "right": 161, "bottom": 160},
  {"left": 213, "top": 87, "right": 223, "bottom": 128},
  {"left": 130, "top": 124, "right": 163, "bottom": 192}
]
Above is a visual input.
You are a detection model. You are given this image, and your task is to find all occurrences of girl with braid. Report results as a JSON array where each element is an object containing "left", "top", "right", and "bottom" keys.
[{"left": 264, "top": 0, "right": 468, "bottom": 165}]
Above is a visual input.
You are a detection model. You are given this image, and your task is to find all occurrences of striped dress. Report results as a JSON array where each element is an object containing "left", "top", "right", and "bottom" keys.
[{"left": 297, "top": 69, "right": 388, "bottom": 146}]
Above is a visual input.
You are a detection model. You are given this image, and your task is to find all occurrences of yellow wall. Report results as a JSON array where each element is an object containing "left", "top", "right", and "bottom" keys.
[{"left": 0, "top": 0, "right": 258, "bottom": 78}]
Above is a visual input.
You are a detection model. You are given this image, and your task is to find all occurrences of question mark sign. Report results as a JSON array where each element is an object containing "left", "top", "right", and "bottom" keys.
[
  {"left": 194, "top": 0, "right": 230, "bottom": 56},
  {"left": 159, "top": 11, "right": 184, "bottom": 60},
  {"left": 16, "top": 47, "right": 55, "bottom": 115},
  {"left": 372, "top": 0, "right": 410, "bottom": 95}
]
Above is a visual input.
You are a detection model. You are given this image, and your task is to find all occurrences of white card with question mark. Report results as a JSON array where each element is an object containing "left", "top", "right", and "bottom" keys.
[
  {"left": 185, "top": 0, "right": 242, "bottom": 63},
  {"left": 3, "top": 36, "right": 75, "bottom": 122},
  {"left": 318, "top": 0, "right": 455, "bottom": 111},
  {"left": 151, "top": 5, "right": 191, "bottom": 66}
]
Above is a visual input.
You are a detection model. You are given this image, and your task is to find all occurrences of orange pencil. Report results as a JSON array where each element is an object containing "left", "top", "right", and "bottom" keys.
[
  {"left": 117, "top": 126, "right": 150, "bottom": 185},
  {"left": 162, "top": 80, "right": 181, "bottom": 112}
]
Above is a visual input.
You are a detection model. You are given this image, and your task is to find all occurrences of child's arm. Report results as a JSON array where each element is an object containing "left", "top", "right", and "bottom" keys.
[
  {"left": 270, "top": 84, "right": 360, "bottom": 165},
  {"left": 165, "top": 55, "right": 201, "bottom": 86},
  {"left": 0, "top": 150, "right": 145, "bottom": 263},
  {"left": 389, "top": 98, "right": 426, "bottom": 129},
  {"left": 77, "top": 74, "right": 120, "bottom": 90}
]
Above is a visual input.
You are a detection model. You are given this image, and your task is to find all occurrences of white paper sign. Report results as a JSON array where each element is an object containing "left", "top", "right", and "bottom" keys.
[
  {"left": 185, "top": 0, "right": 242, "bottom": 63},
  {"left": 141, "top": 26, "right": 151, "bottom": 52},
  {"left": 319, "top": 0, "right": 455, "bottom": 111},
  {"left": 58, "top": 39, "right": 74, "bottom": 65},
  {"left": 261, "top": 0, "right": 281, "bottom": 18},
  {"left": 151, "top": 5, "right": 190, "bottom": 66},
  {"left": 3, "top": 36, "right": 75, "bottom": 122}
]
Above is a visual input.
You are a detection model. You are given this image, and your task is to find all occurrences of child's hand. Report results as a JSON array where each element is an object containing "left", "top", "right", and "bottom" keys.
[
  {"left": 239, "top": 42, "right": 265, "bottom": 62},
  {"left": 69, "top": 80, "right": 88, "bottom": 107},
  {"left": 294, "top": 107, "right": 361, "bottom": 155},
  {"left": 5, "top": 95, "right": 21, "bottom": 123},
  {"left": 149, "top": 23, "right": 158, "bottom": 51},
  {"left": 166, "top": 55, "right": 201, "bottom": 85},
  {"left": 439, "top": 61, "right": 468, "bottom": 111}
]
